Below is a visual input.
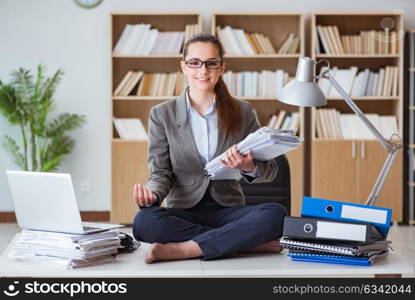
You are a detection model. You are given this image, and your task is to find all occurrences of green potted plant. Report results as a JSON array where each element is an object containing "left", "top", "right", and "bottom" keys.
[{"left": 0, "top": 65, "right": 86, "bottom": 171}]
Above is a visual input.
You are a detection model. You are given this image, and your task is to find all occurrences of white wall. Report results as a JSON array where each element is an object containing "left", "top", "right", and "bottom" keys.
[{"left": 0, "top": 0, "right": 414, "bottom": 211}]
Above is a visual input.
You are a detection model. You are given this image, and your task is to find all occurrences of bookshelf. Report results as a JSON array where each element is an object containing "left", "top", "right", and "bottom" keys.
[
  {"left": 310, "top": 11, "right": 404, "bottom": 222},
  {"left": 211, "top": 12, "right": 305, "bottom": 216},
  {"left": 405, "top": 30, "right": 415, "bottom": 224},
  {"left": 110, "top": 12, "right": 202, "bottom": 223}
]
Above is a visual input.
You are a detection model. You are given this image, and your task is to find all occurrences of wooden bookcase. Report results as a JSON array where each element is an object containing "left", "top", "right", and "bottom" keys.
[
  {"left": 211, "top": 12, "right": 305, "bottom": 216},
  {"left": 110, "top": 12, "right": 202, "bottom": 223},
  {"left": 405, "top": 30, "right": 415, "bottom": 224},
  {"left": 110, "top": 11, "right": 406, "bottom": 224},
  {"left": 310, "top": 11, "right": 404, "bottom": 221}
]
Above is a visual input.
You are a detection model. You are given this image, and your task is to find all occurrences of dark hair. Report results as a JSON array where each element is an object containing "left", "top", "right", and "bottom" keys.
[{"left": 182, "top": 33, "right": 241, "bottom": 137}]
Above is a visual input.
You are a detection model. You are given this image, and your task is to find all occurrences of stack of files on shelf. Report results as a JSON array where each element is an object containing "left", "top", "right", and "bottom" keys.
[
  {"left": 222, "top": 70, "right": 292, "bottom": 98},
  {"left": 316, "top": 25, "right": 398, "bottom": 55},
  {"left": 114, "top": 71, "right": 186, "bottom": 97},
  {"left": 317, "top": 66, "right": 399, "bottom": 97},
  {"left": 113, "top": 23, "right": 200, "bottom": 55},
  {"left": 216, "top": 26, "right": 276, "bottom": 55},
  {"left": 267, "top": 110, "right": 300, "bottom": 132},
  {"left": 315, "top": 108, "right": 399, "bottom": 140},
  {"left": 113, "top": 118, "right": 148, "bottom": 140},
  {"left": 281, "top": 196, "right": 392, "bottom": 266},
  {"left": 8, "top": 230, "right": 122, "bottom": 269},
  {"left": 205, "top": 127, "right": 302, "bottom": 180}
]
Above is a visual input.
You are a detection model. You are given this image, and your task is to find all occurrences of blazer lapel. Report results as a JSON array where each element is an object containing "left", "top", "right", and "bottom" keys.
[
  {"left": 212, "top": 127, "right": 228, "bottom": 158},
  {"left": 175, "top": 92, "right": 205, "bottom": 169}
]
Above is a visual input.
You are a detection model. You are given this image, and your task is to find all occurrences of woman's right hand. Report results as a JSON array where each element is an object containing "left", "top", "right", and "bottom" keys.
[{"left": 133, "top": 184, "right": 157, "bottom": 207}]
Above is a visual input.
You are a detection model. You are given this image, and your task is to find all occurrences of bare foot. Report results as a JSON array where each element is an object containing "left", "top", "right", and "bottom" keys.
[
  {"left": 145, "top": 243, "right": 164, "bottom": 264},
  {"left": 145, "top": 241, "right": 203, "bottom": 264},
  {"left": 241, "top": 240, "right": 283, "bottom": 254}
]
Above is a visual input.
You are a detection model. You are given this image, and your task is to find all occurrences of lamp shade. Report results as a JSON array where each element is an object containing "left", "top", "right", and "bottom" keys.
[{"left": 279, "top": 57, "right": 327, "bottom": 107}]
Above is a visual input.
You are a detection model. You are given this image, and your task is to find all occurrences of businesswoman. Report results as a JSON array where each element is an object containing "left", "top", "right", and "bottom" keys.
[{"left": 132, "top": 33, "right": 287, "bottom": 264}]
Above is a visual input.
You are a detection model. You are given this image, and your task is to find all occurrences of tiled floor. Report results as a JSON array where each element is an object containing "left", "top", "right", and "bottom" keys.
[{"left": 1, "top": 223, "right": 414, "bottom": 277}]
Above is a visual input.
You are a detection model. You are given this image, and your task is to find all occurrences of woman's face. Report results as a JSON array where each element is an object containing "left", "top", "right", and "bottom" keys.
[{"left": 181, "top": 42, "right": 226, "bottom": 92}]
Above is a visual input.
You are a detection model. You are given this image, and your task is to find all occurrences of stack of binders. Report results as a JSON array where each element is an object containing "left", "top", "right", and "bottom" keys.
[{"left": 280, "top": 196, "right": 392, "bottom": 266}]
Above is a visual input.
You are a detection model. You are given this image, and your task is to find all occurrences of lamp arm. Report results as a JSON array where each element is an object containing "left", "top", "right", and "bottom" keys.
[
  {"left": 326, "top": 72, "right": 390, "bottom": 150},
  {"left": 324, "top": 71, "right": 401, "bottom": 206}
]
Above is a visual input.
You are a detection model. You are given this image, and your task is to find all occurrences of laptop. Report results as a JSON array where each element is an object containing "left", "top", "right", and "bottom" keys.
[{"left": 6, "top": 170, "right": 124, "bottom": 234}]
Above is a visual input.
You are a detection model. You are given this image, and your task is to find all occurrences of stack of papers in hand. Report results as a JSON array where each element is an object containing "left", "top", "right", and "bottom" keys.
[
  {"left": 205, "top": 127, "right": 303, "bottom": 180},
  {"left": 8, "top": 230, "right": 121, "bottom": 269}
]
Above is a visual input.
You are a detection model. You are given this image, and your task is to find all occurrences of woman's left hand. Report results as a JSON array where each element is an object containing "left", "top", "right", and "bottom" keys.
[{"left": 220, "top": 145, "right": 256, "bottom": 173}]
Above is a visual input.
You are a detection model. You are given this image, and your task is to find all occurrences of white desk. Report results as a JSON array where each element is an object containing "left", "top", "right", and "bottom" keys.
[{"left": 1, "top": 235, "right": 413, "bottom": 278}]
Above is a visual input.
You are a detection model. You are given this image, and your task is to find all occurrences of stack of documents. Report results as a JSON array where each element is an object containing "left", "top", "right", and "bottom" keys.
[
  {"left": 205, "top": 127, "right": 303, "bottom": 180},
  {"left": 8, "top": 230, "right": 122, "bottom": 269},
  {"left": 280, "top": 197, "right": 392, "bottom": 266}
]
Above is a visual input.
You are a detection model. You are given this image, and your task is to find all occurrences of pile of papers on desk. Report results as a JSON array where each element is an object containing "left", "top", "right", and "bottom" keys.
[
  {"left": 280, "top": 197, "right": 392, "bottom": 266},
  {"left": 205, "top": 127, "right": 303, "bottom": 180},
  {"left": 8, "top": 230, "right": 122, "bottom": 269}
]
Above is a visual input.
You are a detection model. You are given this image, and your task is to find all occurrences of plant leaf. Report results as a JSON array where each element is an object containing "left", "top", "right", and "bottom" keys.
[
  {"left": 2, "top": 135, "right": 26, "bottom": 170},
  {"left": 44, "top": 113, "right": 86, "bottom": 137},
  {"left": 10, "top": 68, "right": 34, "bottom": 103},
  {"left": 41, "top": 155, "right": 63, "bottom": 172},
  {"left": 42, "top": 135, "right": 75, "bottom": 170},
  {"left": 0, "top": 83, "right": 20, "bottom": 124}
]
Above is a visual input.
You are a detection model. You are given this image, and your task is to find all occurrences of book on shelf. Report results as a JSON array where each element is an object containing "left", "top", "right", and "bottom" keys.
[
  {"left": 252, "top": 109, "right": 260, "bottom": 125},
  {"left": 274, "top": 110, "right": 287, "bottom": 130},
  {"left": 150, "top": 31, "right": 185, "bottom": 54},
  {"left": 316, "top": 25, "right": 399, "bottom": 55},
  {"left": 113, "top": 118, "right": 148, "bottom": 140},
  {"left": 316, "top": 25, "right": 331, "bottom": 54},
  {"left": 184, "top": 24, "right": 200, "bottom": 42},
  {"left": 278, "top": 33, "right": 300, "bottom": 54},
  {"left": 318, "top": 66, "right": 399, "bottom": 97},
  {"left": 245, "top": 32, "right": 260, "bottom": 54},
  {"left": 267, "top": 110, "right": 300, "bottom": 133},
  {"left": 234, "top": 28, "right": 256, "bottom": 55},
  {"left": 113, "top": 23, "right": 199, "bottom": 55},
  {"left": 316, "top": 109, "right": 399, "bottom": 140},
  {"left": 113, "top": 71, "right": 144, "bottom": 97},
  {"left": 328, "top": 66, "right": 358, "bottom": 98},
  {"left": 114, "top": 71, "right": 186, "bottom": 97},
  {"left": 216, "top": 26, "right": 276, "bottom": 55},
  {"left": 223, "top": 70, "right": 291, "bottom": 98}
]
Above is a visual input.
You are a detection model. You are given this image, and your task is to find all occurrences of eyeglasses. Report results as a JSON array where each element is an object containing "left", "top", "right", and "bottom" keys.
[{"left": 184, "top": 59, "right": 223, "bottom": 69}]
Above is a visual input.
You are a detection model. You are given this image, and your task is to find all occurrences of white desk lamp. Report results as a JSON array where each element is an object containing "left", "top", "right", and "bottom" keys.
[{"left": 280, "top": 57, "right": 401, "bottom": 206}]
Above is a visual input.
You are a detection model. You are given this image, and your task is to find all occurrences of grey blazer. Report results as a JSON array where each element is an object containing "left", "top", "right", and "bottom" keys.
[{"left": 144, "top": 92, "right": 279, "bottom": 209}]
